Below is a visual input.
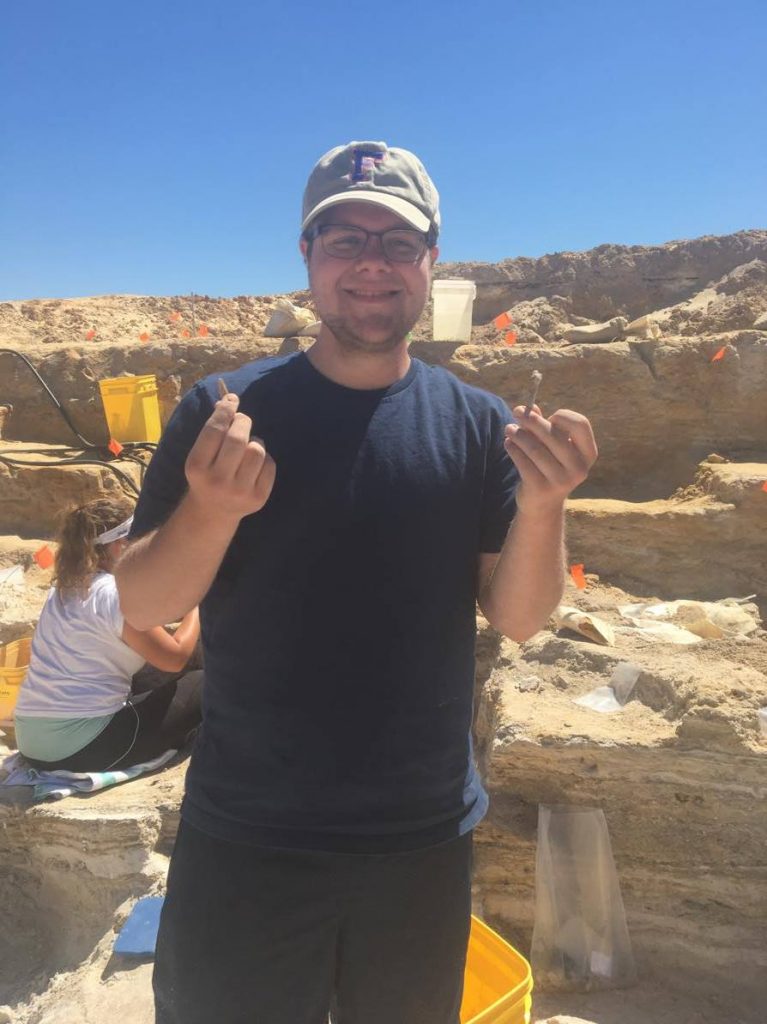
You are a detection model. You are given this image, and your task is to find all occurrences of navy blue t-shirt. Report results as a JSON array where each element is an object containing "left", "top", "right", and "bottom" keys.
[{"left": 131, "top": 353, "right": 518, "bottom": 852}]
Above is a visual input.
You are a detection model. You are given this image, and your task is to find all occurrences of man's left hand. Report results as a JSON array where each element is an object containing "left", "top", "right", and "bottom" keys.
[{"left": 504, "top": 406, "right": 598, "bottom": 514}]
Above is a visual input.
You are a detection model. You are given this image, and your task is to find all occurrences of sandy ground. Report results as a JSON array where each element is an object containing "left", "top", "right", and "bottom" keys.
[
  {"left": 0, "top": 935, "right": 746, "bottom": 1024},
  {"left": 2, "top": 571, "right": 764, "bottom": 1023}
]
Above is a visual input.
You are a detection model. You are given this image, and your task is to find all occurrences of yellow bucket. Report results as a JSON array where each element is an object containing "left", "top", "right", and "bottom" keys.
[
  {"left": 98, "top": 374, "right": 162, "bottom": 443},
  {"left": 0, "top": 636, "right": 32, "bottom": 725},
  {"left": 462, "top": 916, "right": 533, "bottom": 1024}
]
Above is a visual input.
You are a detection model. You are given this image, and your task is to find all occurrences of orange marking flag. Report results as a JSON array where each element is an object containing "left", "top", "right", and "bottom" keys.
[
  {"left": 85, "top": 328, "right": 96, "bottom": 340},
  {"left": 180, "top": 328, "right": 191, "bottom": 339},
  {"left": 504, "top": 331, "right": 518, "bottom": 346},
  {"left": 762, "top": 481, "right": 767, "bottom": 493},
  {"left": 710, "top": 346, "right": 727, "bottom": 363},
  {"left": 34, "top": 545, "right": 55, "bottom": 570},
  {"left": 107, "top": 438, "right": 123, "bottom": 457},
  {"left": 494, "top": 311, "right": 513, "bottom": 330},
  {"left": 570, "top": 563, "right": 587, "bottom": 590},
  {"left": 198, "top": 324, "right": 209, "bottom": 337},
  {"left": 139, "top": 331, "right": 150, "bottom": 343}
]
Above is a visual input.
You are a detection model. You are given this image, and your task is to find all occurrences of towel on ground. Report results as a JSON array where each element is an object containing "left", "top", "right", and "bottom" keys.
[{"left": 0, "top": 749, "right": 176, "bottom": 802}]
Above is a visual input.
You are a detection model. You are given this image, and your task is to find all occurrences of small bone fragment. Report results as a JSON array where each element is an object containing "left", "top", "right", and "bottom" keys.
[{"left": 525, "top": 370, "right": 542, "bottom": 414}]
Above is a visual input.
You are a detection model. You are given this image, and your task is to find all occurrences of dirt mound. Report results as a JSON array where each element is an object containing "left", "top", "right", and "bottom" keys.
[
  {"left": 645, "top": 259, "right": 767, "bottom": 338},
  {"left": 438, "top": 229, "right": 767, "bottom": 323},
  {"left": 0, "top": 292, "right": 313, "bottom": 349}
]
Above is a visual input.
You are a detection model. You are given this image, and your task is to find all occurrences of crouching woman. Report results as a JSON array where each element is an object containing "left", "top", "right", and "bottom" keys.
[{"left": 14, "top": 496, "right": 202, "bottom": 772}]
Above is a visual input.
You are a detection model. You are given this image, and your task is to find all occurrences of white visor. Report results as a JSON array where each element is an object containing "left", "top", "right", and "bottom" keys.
[{"left": 95, "top": 515, "right": 134, "bottom": 545}]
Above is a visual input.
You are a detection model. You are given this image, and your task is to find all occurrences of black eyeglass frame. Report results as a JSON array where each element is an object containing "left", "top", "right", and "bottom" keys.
[{"left": 304, "top": 222, "right": 436, "bottom": 264}]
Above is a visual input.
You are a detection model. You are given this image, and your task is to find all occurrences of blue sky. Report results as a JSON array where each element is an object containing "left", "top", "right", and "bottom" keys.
[{"left": 2, "top": 0, "right": 765, "bottom": 301}]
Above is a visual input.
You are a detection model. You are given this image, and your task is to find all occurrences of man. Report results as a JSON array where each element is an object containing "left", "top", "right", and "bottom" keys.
[{"left": 117, "top": 140, "right": 597, "bottom": 1024}]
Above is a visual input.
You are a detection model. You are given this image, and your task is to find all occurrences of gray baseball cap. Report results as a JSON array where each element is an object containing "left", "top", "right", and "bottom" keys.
[{"left": 301, "top": 141, "right": 440, "bottom": 237}]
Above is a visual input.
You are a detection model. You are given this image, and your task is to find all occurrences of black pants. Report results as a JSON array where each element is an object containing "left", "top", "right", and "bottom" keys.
[
  {"left": 24, "top": 670, "right": 203, "bottom": 773},
  {"left": 154, "top": 820, "right": 473, "bottom": 1024}
]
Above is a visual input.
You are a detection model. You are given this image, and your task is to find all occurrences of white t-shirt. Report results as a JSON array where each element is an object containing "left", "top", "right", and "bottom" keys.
[{"left": 15, "top": 573, "right": 146, "bottom": 718}]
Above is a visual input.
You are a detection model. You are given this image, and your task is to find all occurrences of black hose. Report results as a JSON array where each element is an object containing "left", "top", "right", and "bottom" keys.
[
  {"left": 0, "top": 349, "right": 160, "bottom": 494},
  {"left": 0, "top": 348, "right": 99, "bottom": 448},
  {"left": 0, "top": 452, "right": 143, "bottom": 498}
]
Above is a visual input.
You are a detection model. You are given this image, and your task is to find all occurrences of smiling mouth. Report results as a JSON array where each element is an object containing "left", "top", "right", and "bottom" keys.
[{"left": 344, "top": 288, "right": 400, "bottom": 300}]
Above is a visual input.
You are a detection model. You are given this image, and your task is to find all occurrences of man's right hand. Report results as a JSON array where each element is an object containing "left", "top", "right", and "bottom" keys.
[{"left": 184, "top": 392, "right": 276, "bottom": 521}]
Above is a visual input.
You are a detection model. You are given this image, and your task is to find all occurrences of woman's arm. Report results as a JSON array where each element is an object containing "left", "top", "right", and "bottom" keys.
[{"left": 121, "top": 607, "right": 200, "bottom": 673}]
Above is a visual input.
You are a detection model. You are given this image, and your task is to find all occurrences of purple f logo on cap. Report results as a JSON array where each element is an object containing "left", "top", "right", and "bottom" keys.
[
  {"left": 301, "top": 141, "right": 440, "bottom": 236},
  {"left": 351, "top": 148, "right": 385, "bottom": 182}
]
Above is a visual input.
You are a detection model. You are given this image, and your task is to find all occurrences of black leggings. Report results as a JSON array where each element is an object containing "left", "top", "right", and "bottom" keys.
[{"left": 24, "top": 670, "right": 204, "bottom": 773}]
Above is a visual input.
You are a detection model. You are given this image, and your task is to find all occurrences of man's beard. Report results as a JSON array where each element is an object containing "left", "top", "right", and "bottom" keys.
[{"left": 318, "top": 309, "right": 418, "bottom": 354}]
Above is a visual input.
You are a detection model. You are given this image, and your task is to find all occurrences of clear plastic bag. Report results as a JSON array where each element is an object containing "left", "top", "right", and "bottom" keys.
[
  {"left": 573, "top": 662, "right": 642, "bottom": 714},
  {"left": 530, "top": 805, "right": 636, "bottom": 992},
  {"left": 262, "top": 298, "right": 321, "bottom": 337}
]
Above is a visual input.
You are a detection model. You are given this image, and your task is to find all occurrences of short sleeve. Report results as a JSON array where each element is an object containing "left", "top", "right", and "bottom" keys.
[
  {"left": 479, "top": 400, "right": 520, "bottom": 553},
  {"left": 130, "top": 383, "right": 213, "bottom": 539},
  {"left": 90, "top": 575, "right": 124, "bottom": 636}
]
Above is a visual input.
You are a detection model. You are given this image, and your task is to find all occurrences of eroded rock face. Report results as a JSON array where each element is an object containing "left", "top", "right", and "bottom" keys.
[
  {"left": 567, "top": 462, "right": 767, "bottom": 600},
  {"left": 437, "top": 229, "right": 767, "bottom": 323},
  {"left": 0, "top": 792, "right": 176, "bottom": 1009},
  {"left": 0, "top": 444, "right": 143, "bottom": 536},
  {"left": 428, "top": 332, "right": 767, "bottom": 499},
  {"left": 646, "top": 259, "right": 767, "bottom": 337},
  {"left": 2, "top": 231, "right": 766, "bottom": 503},
  {"left": 3, "top": 331, "right": 766, "bottom": 501},
  {"left": 0, "top": 292, "right": 291, "bottom": 349},
  {"left": 472, "top": 607, "right": 767, "bottom": 1015}
]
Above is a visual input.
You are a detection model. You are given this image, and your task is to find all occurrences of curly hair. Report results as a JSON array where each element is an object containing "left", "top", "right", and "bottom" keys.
[{"left": 53, "top": 495, "right": 135, "bottom": 598}]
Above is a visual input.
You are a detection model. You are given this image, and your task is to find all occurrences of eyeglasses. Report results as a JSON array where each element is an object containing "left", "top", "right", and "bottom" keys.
[{"left": 307, "top": 224, "right": 429, "bottom": 264}]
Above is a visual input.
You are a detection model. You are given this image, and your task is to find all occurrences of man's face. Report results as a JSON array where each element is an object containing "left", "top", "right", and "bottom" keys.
[{"left": 301, "top": 201, "right": 438, "bottom": 354}]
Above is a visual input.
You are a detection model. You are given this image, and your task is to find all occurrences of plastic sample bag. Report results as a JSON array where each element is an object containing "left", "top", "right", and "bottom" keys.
[
  {"left": 553, "top": 606, "right": 615, "bottom": 646},
  {"left": 531, "top": 806, "right": 636, "bottom": 992},
  {"left": 573, "top": 686, "right": 623, "bottom": 713},
  {"left": 573, "top": 662, "right": 641, "bottom": 714},
  {"left": 573, "top": 659, "right": 643, "bottom": 716},
  {"left": 263, "top": 298, "right": 321, "bottom": 337},
  {"left": 619, "top": 598, "right": 760, "bottom": 641}
]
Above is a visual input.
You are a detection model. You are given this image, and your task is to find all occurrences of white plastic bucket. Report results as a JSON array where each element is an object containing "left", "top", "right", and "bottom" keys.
[{"left": 432, "top": 279, "right": 477, "bottom": 342}]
